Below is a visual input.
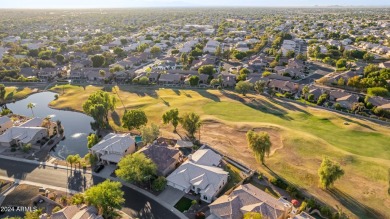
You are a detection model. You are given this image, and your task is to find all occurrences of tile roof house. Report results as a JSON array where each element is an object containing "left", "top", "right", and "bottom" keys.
[
  {"left": 203, "top": 40, "right": 220, "bottom": 54},
  {"left": 188, "top": 148, "right": 222, "bottom": 166},
  {"left": 287, "top": 58, "right": 305, "bottom": 69},
  {"left": 208, "top": 183, "right": 290, "bottom": 219},
  {"left": 37, "top": 68, "right": 60, "bottom": 79},
  {"left": 335, "top": 94, "right": 360, "bottom": 109},
  {"left": 191, "top": 54, "right": 217, "bottom": 70},
  {"left": 329, "top": 90, "right": 350, "bottom": 101},
  {"left": 19, "top": 67, "right": 37, "bottom": 78},
  {"left": 138, "top": 143, "right": 181, "bottom": 176},
  {"left": 219, "top": 73, "right": 237, "bottom": 88},
  {"left": 0, "top": 116, "right": 13, "bottom": 135},
  {"left": 260, "top": 74, "right": 292, "bottom": 82},
  {"left": 175, "top": 140, "right": 193, "bottom": 148},
  {"left": 267, "top": 80, "right": 299, "bottom": 94},
  {"left": 365, "top": 96, "right": 390, "bottom": 110},
  {"left": 167, "top": 147, "right": 228, "bottom": 203},
  {"left": 306, "top": 87, "right": 324, "bottom": 101},
  {"left": 90, "top": 133, "right": 135, "bottom": 164},
  {"left": 158, "top": 73, "right": 183, "bottom": 85},
  {"left": 248, "top": 56, "right": 269, "bottom": 70},
  {"left": 50, "top": 205, "right": 103, "bottom": 219},
  {"left": 246, "top": 73, "right": 262, "bottom": 84},
  {"left": 134, "top": 72, "right": 160, "bottom": 83},
  {"left": 0, "top": 117, "right": 48, "bottom": 148},
  {"left": 379, "top": 61, "right": 390, "bottom": 69}
]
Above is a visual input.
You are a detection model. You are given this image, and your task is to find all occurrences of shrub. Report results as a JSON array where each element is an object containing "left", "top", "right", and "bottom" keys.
[
  {"left": 152, "top": 176, "right": 167, "bottom": 192},
  {"left": 269, "top": 177, "right": 288, "bottom": 189},
  {"left": 22, "top": 143, "right": 32, "bottom": 153},
  {"left": 52, "top": 206, "right": 62, "bottom": 213},
  {"left": 0, "top": 109, "right": 12, "bottom": 116},
  {"left": 334, "top": 103, "right": 342, "bottom": 110},
  {"left": 306, "top": 198, "right": 317, "bottom": 209},
  {"left": 71, "top": 193, "right": 85, "bottom": 205},
  {"left": 191, "top": 200, "right": 197, "bottom": 206},
  {"left": 320, "top": 205, "right": 333, "bottom": 217},
  {"left": 286, "top": 185, "right": 299, "bottom": 198},
  {"left": 299, "top": 201, "right": 307, "bottom": 213},
  {"left": 54, "top": 94, "right": 59, "bottom": 100}
]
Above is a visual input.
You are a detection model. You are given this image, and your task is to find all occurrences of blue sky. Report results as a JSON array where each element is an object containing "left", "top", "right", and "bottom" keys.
[{"left": 0, "top": 0, "right": 388, "bottom": 8}]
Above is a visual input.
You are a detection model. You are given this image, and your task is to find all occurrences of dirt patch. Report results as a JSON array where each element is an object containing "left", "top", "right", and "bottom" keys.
[
  {"left": 3, "top": 184, "right": 41, "bottom": 206},
  {"left": 162, "top": 119, "right": 283, "bottom": 171}
]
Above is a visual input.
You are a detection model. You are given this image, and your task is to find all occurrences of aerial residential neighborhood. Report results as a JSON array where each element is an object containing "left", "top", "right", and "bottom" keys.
[{"left": 0, "top": 1, "right": 389, "bottom": 219}]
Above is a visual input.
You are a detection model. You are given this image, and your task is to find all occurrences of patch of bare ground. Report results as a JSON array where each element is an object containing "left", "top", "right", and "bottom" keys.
[
  {"left": 161, "top": 119, "right": 283, "bottom": 171},
  {"left": 2, "top": 184, "right": 41, "bottom": 206}
]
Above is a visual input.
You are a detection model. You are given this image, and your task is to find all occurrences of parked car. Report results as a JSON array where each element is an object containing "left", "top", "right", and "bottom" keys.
[{"left": 94, "top": 164, "right": 104, "bottom": 173}]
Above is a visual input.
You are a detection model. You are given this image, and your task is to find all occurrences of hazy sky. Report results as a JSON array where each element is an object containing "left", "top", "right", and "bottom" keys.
[{"left": 1, "top": 0, "right": 389, "bottom": 8}]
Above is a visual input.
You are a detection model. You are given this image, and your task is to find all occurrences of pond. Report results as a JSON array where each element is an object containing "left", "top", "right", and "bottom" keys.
[{"left": 7, "top": 91, "right": 95, "bottom": 159}]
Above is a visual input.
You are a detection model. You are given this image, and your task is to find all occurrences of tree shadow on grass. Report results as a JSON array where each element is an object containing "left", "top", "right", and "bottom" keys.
[
  {"left": 5, "top": 91, "right": 14, "bottom": 100},
  {"left": 133, "top": 86, "right": 158, "bottom": 99},
  {"left": 221, "top": 91, "right": 293, "bottom": 120},
  {"left": 173, "top": 89, "right": 181, "bottom": 96},
  {"left": 268, "top": 98, "right": 312, "bottom": 115},
  {"left": 16, "top": 86, "right": 24, "bottom": 92},
  {"left": 160, "top": 97, "right": 170, "bottom": 107},
  {"left": 327, "top": 188, "right": 383, "bottom": 219},
  {"left": 111, "top": 111, "right": 121, "bottom": 127},
  {"left": 101, "top": 85, "right": 113, "bottom": 92},
  {"left": 196, "top": 90, "right": 220, "bottom": 102},
  {"left": 182, "top": 91, "right": 192, "bottom": 98}
]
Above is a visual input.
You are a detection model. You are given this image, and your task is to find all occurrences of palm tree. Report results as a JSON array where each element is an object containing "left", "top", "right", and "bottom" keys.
[{"left": 27, "top": 102, "right": 35, "bottom": 117}]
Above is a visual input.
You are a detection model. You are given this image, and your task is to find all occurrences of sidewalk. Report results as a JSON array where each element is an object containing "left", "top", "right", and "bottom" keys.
[
  {"left": 0, "top": 175, "right": 79, "bottom": 206},
  {"left": 0, "top": 154, "right": 92, "bottom": 174},
  {"left": 0, "top": 154, "right": 188, "bottom": 219}
]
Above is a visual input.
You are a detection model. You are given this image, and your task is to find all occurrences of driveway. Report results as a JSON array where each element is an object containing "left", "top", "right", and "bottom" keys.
[
  {"left": 158, "top": 186, "right": 186, "bottom": 206},
  {"left": 0, "top": 157, "right": 185, "bottom": 219},
  {"left": 97, "top": 164, "right": 117, "bottom": 178}
]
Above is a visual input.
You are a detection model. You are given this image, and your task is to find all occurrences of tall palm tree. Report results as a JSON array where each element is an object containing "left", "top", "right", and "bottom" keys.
[{"left": 27, "top": 102, "right": 35, "bottom": 117}]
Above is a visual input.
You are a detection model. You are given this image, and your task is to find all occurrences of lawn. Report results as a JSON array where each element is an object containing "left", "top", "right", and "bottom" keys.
[
  {"left": 249, "top": 180, "right": 280, "bottom": 198},
  {"left": 48, "top": 84, "right": 390, "bottom": 218},
  {"left": 4, "top": 86, "right": 37, "bottom": 102},
  {"left": 174, "top": 197, "right": 193, "bottom": 212},
  {"left": 220, "top": 161, "right": 244, "bottom": 195}
]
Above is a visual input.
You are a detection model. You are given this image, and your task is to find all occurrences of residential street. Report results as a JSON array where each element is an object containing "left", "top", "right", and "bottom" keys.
[{"left": 0, "top": 158, "right": 182, "bottom": 219}]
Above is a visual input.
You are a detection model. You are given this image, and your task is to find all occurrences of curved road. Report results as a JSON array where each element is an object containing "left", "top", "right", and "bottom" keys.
[{"left": 0, "top": 157, "right": 182, "bottom": 219}]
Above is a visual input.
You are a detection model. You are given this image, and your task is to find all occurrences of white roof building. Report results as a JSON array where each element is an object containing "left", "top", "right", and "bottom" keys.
[
  {"left": 280, "top": 40, "right": 296, "bottom": 56},
  {"left": 0, "top": 47, "right": 8, "bottom": 59},
  {"left": 204, "top": 40, "right": 220, "bottom": 54},
  {"left": 0, "top": 116, "right": 13, "bottom": 135},
  {"left": 0, "top": 127, "right": 47, "bottom": 145},
  {"left": 235, "top": 42, "right": 249, "bottom": 52},
  {"left": 0, "top": 117, "right": 48, "bottom": 147},
  {"left": 174, "top": 140, "right": 193, "bottom": 148},
  {"left": 167, "top": 147, "right": 228, "bottom": 203},
  {"left": 90, "top": 133, "right": 135, "bottom": 164},
  {"left": 208, "top": 184, "right": 292, "bottom": 219},
  {"left": 188, "top": 148, "right": 222, "bottom": 166}
]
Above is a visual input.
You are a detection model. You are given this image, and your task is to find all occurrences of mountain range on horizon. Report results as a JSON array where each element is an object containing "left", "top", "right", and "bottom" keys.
[{"left": 1, "top": 0, "right": 389, "bottom": 9}]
